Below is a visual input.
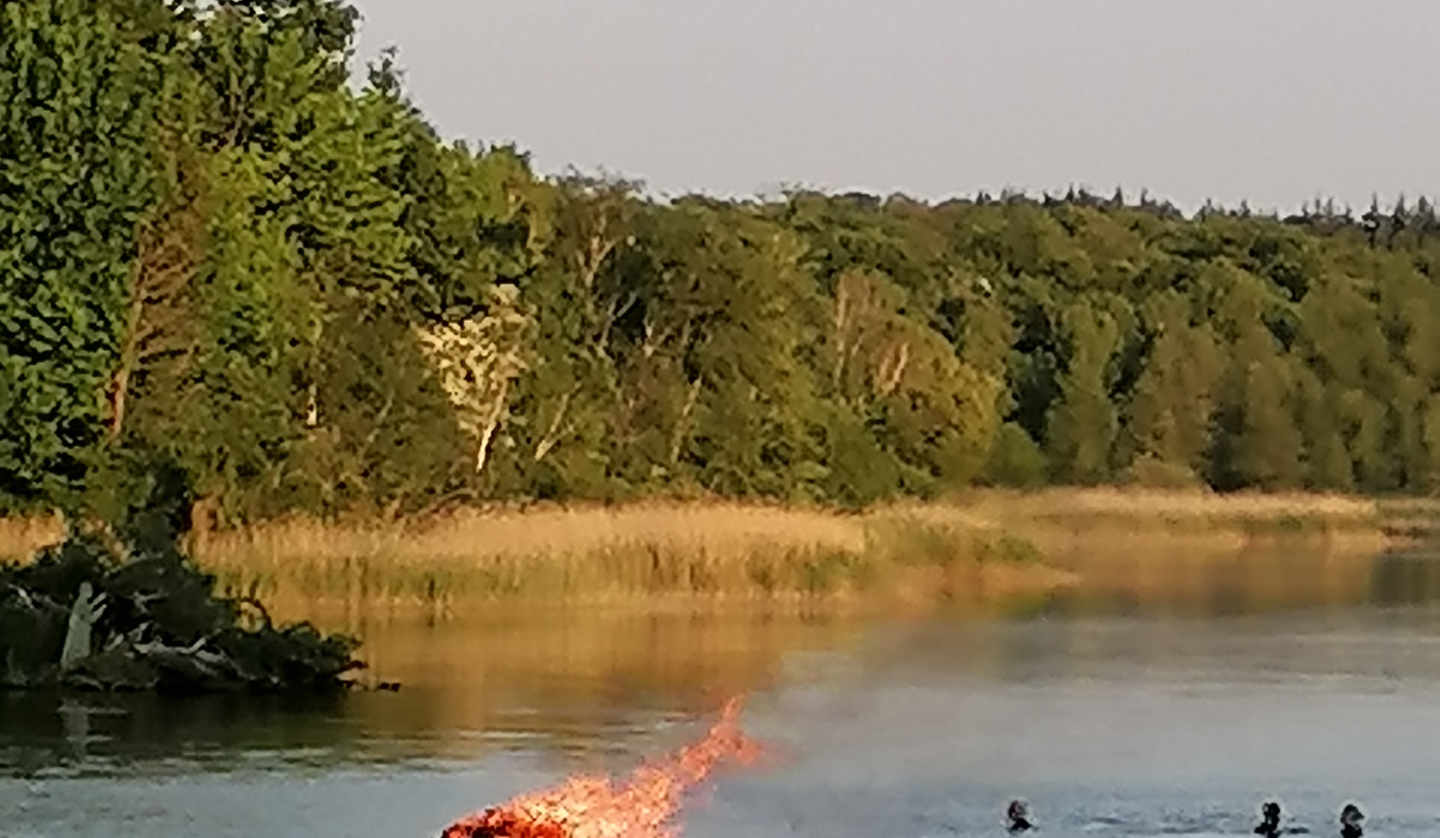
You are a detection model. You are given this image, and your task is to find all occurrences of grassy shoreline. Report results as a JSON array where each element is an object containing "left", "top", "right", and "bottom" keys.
[{"left": 0, "top": 488, "right": 1423, "bottom": 614}]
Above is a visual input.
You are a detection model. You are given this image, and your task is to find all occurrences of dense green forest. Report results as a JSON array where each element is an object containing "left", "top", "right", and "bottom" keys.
[{"left": 6, "top": 0, "right": 1440, "bottom": 524}]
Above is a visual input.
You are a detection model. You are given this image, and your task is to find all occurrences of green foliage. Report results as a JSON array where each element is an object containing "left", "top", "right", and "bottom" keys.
[
  {"left": 820, "top": 406, "right": 903, "bottom": 505},
  {"left": 279, "top": 303, "right": 472, "bottom": 516},
  {"left": 1123, "top": 291, "right": 1223, "bottom": 477},
  {"left": 0, "top": 0, "right": 170, "bottom": 507},
  {"left": 1046, "top": 297, "right": 1122, "bottom": 484},
  {"left": 14, "top": 0, "right": 1440, "bottom": 523},
  {"left": 983, "top": 422, "right": 1049, "bottom": 489}
]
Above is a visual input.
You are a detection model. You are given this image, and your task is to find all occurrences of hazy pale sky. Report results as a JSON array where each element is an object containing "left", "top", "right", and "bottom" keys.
[{"left": 351, "top": 1, "right": 1440, "bottom": 213}]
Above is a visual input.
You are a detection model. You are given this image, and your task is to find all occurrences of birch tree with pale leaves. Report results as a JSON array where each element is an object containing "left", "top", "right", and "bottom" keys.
[
  {"left": 415, "top": 286, "right": 534, "bottom": 474},
  {"left": 830, "top": 269, "right": 923, "bottom": 406}
]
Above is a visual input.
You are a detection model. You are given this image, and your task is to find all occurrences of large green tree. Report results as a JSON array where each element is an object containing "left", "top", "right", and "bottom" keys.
[{"left": 0, "top": 0, "right": 173, "bottom": 508}]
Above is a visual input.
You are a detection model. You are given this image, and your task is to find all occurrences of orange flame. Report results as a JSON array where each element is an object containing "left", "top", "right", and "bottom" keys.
[{"left": 441, "top": 697, "right": 765, "bottom": 838}]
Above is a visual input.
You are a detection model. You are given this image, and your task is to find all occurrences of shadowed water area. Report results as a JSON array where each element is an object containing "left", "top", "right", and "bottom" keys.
[{"left": 6, "top": 545, "right": 1440, "bottom": 838}]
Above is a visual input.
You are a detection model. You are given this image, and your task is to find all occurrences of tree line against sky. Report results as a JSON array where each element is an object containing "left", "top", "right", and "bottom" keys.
[{"left": 5, "top": 0, "right": 1440, "bottom": 525}]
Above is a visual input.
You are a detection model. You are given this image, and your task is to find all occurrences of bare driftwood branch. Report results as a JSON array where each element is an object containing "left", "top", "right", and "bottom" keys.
[{"left": 59, "top": 582, "right": 107, "bottom": 672}]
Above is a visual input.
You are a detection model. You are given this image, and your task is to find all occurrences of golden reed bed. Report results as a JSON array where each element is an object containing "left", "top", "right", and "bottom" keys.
[
  {"left": 186, "top": 500, "right": 1073, "bottom": 609},
  {"left": 0, "top": 489, "right": 1416, "bottom": 613}
]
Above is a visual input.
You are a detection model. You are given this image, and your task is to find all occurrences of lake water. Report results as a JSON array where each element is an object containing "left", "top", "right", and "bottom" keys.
[{"left": 5, "top": 545, "right": 1440, "bottom": 838}]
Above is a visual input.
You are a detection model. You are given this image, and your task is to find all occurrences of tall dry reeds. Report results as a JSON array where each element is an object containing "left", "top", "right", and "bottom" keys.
[
  {"left": 963, "top": 486, "right": 1385, "bottom": 525},
  {"left": 942, "top": 487, "right": 1410, "bottom": 569},
  {"left": 189, "top": 501, "right": 1067, "bottom": 611},
  {"left": 0, "top": 513, "right": 63, "bottom": 562},
  {"left": 0, "top": 488, "right": 1417, "bottom": 614}
]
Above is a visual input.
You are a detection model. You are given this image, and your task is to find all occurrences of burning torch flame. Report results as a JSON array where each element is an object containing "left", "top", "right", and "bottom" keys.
[{"left": 441, "top": 697, "right": 765, "bottom": 838}]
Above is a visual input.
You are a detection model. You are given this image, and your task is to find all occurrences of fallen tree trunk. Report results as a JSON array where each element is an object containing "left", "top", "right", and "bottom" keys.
[{"left": 1, "top": 529, "right": 363, "bottom": 695}]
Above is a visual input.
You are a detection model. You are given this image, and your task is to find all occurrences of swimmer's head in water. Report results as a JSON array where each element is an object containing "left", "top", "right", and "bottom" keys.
[
  {"left": 1340, "top": 804, "right": 1364, "bottom": 838},
  {"left": 1254, "top": 800, "right": 1284, "bottom": 838},
  {"left": 1007, "top": 800, "right": 1033, "bottom": 832}
]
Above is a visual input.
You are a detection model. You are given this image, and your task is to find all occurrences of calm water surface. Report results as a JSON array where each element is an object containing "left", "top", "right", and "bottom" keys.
[{"left": 6, "top": 547, "right": 1440, "bottom": 838}]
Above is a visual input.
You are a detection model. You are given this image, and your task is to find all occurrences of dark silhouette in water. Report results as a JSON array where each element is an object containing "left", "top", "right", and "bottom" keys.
[
  {"left": 1340, "top": 804, "right": 1364, "bottom": 838},
  {"left": 1007, "top": 800, "right": 1033, "bottom": 833},
  {"left": 997, "top": 798, "right": 1357, "bottom": 838},
  {"left": 1256, "top": 801, "right": 1284, "bottom": 838},
  {"left": 1253, "top": 800, "right": 1313, "bottom": 837}
]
